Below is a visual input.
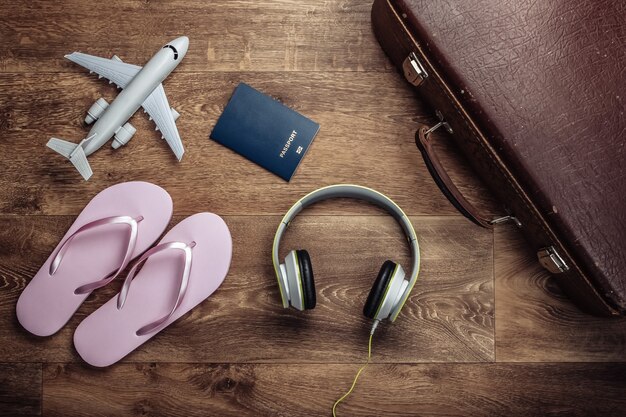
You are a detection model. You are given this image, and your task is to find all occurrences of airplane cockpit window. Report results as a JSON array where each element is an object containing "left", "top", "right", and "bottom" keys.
[{"left": 163, "top": 45, "right": 179, "bottom": 60}]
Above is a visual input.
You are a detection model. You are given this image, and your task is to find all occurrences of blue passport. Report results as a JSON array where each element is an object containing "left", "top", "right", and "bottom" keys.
[{"left": 210, "top": 83, "right": 320, "bottom": 181}]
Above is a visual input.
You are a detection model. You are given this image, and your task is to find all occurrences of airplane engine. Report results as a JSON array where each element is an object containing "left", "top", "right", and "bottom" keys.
[
  {"left": 85, "top": 98, "right": 109, "bottom": 125},
  {"left": 112, "top": 122, "right": 137, "bottom": 149},
  {"left": 170, "top": 107, "right": 180, "bottom": 121}
]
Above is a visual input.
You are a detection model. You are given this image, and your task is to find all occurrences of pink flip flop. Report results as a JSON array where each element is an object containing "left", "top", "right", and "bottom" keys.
[
  {"left": 74, "top": 212, "right": 232, "bottom": 367},
  {"left": 16, "top": 182, "right": 173, "bottom": 337}
]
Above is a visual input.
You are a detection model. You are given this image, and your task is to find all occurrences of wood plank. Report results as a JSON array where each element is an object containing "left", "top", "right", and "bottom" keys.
[
  {"left": 0, "top": 363, "right": 41, "bottom": 416},
  {"left": 0, "top": 72, "right": 498, "bottom": 217},
  {"left": 0, "top": 0, "right": 391, "bottom": 73},
  {"left": 0, "top": 214, "right": 493, "bottom": 363},
  {"left": 43, "top": 362, "right": 626, "bottom": 417},
  {"left": 495, "top": 227, "right": 626, "bottom": 362},
  {"left": 4, "top": 0, "right": 626, "bottom": 415}
]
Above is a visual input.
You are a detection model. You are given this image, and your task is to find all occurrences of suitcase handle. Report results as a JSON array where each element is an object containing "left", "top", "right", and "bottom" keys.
[{"left": 415, "top": 126, "right": 494, "bottom": 228}]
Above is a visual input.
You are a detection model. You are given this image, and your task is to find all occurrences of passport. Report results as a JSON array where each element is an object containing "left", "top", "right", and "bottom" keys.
[{"left": 210, "top": 83, "right": 320, "bottom": 181}]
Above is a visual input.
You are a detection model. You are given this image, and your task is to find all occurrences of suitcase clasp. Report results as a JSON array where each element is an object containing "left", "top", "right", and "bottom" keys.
[
  {"left": 403, "top": 52, "right": 428, "bottom": 87},
  {"left": 537, "top": 246, "right": 570, "bottom": 274}
]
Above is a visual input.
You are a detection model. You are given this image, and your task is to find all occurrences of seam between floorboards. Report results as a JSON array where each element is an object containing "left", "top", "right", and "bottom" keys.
[
  {"left": 0, "top": 213, "right": 470, "bottom": 218},
  {"left": 39, "top": 361, "right": 43, "bottom": 417},
  {"left": 0, "top": 70, "right": 397, "bottom": 75},
  {"left": 35, "top": 361, "right": 626, "bottom": 366},
  {"left": 492, "top": 228, "right": 497, "bottom": 364}
]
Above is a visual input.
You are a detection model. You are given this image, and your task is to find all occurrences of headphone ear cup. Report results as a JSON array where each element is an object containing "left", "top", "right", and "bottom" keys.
[
  {"left": 363, "top": 260, "right": 396, "bottom": 319},
  {"left": 296, "top": 250, "right": 316, "bottom": 309}
]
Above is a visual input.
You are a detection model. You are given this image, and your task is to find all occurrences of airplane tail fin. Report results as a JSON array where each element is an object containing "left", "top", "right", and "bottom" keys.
[{"left": 47, "top": 138, "right": 93, "bottom": 180}]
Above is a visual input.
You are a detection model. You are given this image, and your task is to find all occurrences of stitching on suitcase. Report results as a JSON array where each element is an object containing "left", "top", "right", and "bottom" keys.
[{"left": 383, "top": 0, "right": 611, "bottom": 308}]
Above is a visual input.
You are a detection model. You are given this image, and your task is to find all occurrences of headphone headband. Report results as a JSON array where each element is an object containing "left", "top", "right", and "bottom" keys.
[{"left": 272, "top": 184, "right": 420, "bottom": 320}]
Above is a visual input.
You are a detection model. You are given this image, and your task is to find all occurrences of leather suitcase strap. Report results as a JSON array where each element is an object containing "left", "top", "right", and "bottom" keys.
[{"left": 415, "top": 126, "right": 492, "bottom": 228}]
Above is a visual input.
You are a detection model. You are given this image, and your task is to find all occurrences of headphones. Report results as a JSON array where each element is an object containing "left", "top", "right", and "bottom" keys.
[{"left": 272, "top": 184, "right": 420, "bottom": 332}]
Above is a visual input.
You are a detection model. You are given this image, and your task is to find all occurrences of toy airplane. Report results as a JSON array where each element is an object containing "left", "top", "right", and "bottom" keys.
[{"left": 47, "top": 36, "right": 189, "bottom": 180}]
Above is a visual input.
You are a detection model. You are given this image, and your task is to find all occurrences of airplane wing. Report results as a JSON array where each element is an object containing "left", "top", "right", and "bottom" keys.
[
  {"left": 66, "top": 51, "right": 184, "bottom": 160},
  {"left": 65, "top": 52, "right": 141, "bottom": 89},
  {"left": 141, "top": 84, "right": 184, "bottom": 160}
]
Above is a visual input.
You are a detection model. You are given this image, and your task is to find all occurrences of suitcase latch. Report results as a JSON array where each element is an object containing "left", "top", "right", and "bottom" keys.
[
  {"left": 403, "top": 52, "right": 428, "bottom": 87},
  {"left": 537, "top": 246, "right": 570, "bottom": 274}
]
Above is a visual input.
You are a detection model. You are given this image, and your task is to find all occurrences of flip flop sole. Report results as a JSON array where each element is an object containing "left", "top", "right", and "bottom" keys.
[
  {"left": 16, "top": 182, "right": 173, "bottom": 336},
  {"left": 74, "top": 212, "right": 232, "bottom": 367}
]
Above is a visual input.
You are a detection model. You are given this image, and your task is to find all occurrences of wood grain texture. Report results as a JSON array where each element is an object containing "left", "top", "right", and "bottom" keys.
[
  {"left": 1, "top": 0, "right": 625, "bottom": 415},
  {"left": 0, "top": 0, "right": 390, "bottom": 73},
  {"left": 43, "top": 362, "right": 626, "bottom": 417},
  {"left": 495, "top": 226, "right": 626, "bottom": 362},
  {"left": 0, "top": 214, "right": 493, "bottom": 363},
  {"left": 0, "top": 72, "right": 497, "bottom": 217},
  {"left": 0, "top": 363, "right": 41, "bottom": 416}
]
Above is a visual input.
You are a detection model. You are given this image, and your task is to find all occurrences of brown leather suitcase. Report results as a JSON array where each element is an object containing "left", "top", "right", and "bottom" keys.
[{"left": 371, "top": 0, "right": 626, "bottom": 315}]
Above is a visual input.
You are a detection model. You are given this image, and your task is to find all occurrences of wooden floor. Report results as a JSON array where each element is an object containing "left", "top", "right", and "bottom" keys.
[{"left": 1, "top": 1, "right": 625, "bottom": 416}]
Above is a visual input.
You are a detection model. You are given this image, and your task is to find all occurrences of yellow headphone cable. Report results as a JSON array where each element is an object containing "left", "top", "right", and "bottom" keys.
[{"left": 332, "top": 328, "right": 375, "bottom": 417}]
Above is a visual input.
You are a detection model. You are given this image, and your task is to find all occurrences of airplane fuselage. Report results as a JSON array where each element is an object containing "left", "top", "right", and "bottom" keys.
[{"left": 82, "top": 39, "right": 187, "bottom": 155}]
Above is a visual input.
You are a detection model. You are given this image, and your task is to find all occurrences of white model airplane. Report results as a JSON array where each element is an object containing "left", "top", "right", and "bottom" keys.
[{"left": 47, "top": 36, "right": 189, "bottom": 180}]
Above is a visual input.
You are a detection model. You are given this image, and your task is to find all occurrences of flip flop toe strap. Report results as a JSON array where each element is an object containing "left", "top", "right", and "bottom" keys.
[
  {"left": 49, "top": 215, "right": 144, "bottom": 294},
  {"left": 117, "top": 240, "right": 195, "bottom": 336}
]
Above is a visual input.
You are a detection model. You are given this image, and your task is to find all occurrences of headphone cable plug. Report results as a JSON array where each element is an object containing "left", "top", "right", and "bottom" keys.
[{"left": 370, "top": 319, "right": 380, "bottom": 335}]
